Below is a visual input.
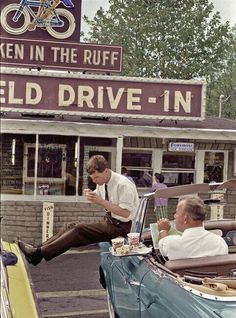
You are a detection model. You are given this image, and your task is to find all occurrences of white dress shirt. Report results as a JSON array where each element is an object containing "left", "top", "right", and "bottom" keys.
[
  {"left": 159, "top": 226, "right": 228, "bottom": 260},
  {"left": 95, "top": 171, "right": 140, "bottom": 222}
]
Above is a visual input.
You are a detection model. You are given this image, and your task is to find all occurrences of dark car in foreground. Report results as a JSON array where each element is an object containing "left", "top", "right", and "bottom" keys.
[{"left": 99, "top": 180, "right": 236, "bottom": 318}]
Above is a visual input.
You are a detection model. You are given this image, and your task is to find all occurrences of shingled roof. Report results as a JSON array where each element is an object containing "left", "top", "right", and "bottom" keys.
[{"left": 119, "top": 116, "right": 236, "bottom": 130}]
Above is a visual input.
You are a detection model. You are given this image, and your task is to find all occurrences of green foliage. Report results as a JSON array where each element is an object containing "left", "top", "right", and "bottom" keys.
[
  {"left": 83, "top": 0, "right": 235, "bottom": 119},
  {"left": 206, "top": 26, "right": 236, "bottom": 118}
]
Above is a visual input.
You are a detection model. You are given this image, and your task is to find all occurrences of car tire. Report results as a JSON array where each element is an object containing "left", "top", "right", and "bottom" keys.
[{"left": 106, "top": 289, "right": 119, "bottom": 318}]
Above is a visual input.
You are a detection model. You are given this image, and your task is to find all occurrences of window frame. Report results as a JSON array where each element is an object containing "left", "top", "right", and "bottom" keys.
[
  {"left": 195, "top": 150, "right": 228, "bottom": 184},
  {"left": 161, "top": 151, "right": 196, "bottom": 186},
  {"left": 122, "top": 148, "right": 154, "bottom": 189},
  {"left": 234, "top": 148, "right": 236, "bottom": 176},
  {"left": 23, "top": 143, "right": 67, "bottom": 183}
]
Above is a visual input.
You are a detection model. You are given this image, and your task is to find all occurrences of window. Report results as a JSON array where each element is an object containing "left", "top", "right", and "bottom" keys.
[
  {"left": 1, "top": 134, "right": 119, "bottom": 197},
  {"left": 0, "top": 134, "right": 36, "bottom": 194},
  {"left": 161, "top": 152, "right": 195, "bottom": 186},
  {"left": 34, "top": 135, "right": 77, "bottom": 195},
  {"left": 23, "top": 143, "right": 67, "bottom": 195},
  {"left": 204, "top": 152, "right": 224, "bottom": 183},
  {"left": 0, "top": 134, "right": 79, "bottom": 196},
  {"left": 162, "top": 153, "right": 195, "bottom": 169},
  {"left": 234, "top": 148, "right": 236, "bottom": 176},
  {"left": 122, "top": 150, "right": 153, "bottom": 187}
]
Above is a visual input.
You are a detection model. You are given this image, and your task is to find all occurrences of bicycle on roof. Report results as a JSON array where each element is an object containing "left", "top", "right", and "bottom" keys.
[{"left": 0, "top": 0, "right": 76, "bottom": 39}]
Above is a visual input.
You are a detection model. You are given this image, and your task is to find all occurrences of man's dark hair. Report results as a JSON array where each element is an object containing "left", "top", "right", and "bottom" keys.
[
  {"left": 154, "top": 173, "right": 165, "bottom": 183},
  {"left": 86, "top": 155, "right": 109, "bottom": 174},
  {"left": 121, "top": 167, "right": 127, "bottom": 174}
]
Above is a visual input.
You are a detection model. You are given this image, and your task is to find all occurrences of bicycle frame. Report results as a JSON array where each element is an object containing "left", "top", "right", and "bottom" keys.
[
  {"left": 13, "top": 0, "right": 64, "bottom": 27},
  {"left": 13, "top": 0, "right": 49, "bottom": 21}
]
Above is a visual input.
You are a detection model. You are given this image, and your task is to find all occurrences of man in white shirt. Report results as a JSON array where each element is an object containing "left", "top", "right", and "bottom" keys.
[
  {"left": 158, "top": 195, "right": 228, "bottom": 260},
  {"left": 18, "top": 155, "right": 140, "bottom": 265}
]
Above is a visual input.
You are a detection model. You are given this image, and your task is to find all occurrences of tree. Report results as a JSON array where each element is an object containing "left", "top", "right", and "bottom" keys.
[
  {"left": 84, "top": 0, "right": 232, "bottom": 78},
  {"left": 83, "top": 0, "right": 235, "bottom": 118},
  {"left": 206, "top": 26, "right": 236, "bottom": 118}
]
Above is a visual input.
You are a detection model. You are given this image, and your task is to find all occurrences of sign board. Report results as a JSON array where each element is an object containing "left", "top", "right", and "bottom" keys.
[
  {"left": 0, "top": 37, "right": 123, "bottom": 73},
  {"left": 0, "top": 1, "right": 123, "bottom": 72},
  {"left": 0, "top": 69, "right": 206, "bottom": 120},
  {"left": 0, "top": 0, "right": 82, "bottom": 42},
  {"left": 42, "top": 202, "right": 54, "bottom": 243},
  {"left": 210, "top": 193, "right": 225, "bottom": 220},
  {"left": 168, "top": 142, "right": 195, "bottom": 152}
]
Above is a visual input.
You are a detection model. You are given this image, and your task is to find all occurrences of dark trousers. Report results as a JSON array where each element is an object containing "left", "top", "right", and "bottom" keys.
[{"left": 40, "top": 220, "right": 131, "bottom": 261}]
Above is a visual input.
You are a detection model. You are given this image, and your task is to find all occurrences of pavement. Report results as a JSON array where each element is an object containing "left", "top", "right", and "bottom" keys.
[{"left": 29, "top": 244, "right": 110, "bottom": 318}]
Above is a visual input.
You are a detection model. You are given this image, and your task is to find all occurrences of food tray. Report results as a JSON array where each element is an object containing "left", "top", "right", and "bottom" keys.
[{"left": 110, "top": 245, "right": 152, "bottom": 257}]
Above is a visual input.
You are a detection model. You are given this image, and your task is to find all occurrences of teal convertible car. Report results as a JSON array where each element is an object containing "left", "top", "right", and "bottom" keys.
[{"left": 99, "top": 181, "right": 236, "bottom": 318}]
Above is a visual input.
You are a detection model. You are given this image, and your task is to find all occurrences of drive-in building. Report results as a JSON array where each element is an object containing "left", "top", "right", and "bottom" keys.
[
  {"left": 1, "top": 0, "right": 235, "bottom": 244},
  {"left": 1, "top": 68, "right": 236, "bottom": 244}
]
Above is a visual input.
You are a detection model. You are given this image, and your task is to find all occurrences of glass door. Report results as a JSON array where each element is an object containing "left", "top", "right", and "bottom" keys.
[{"left": 83, "top": 146, "right": 116, "bottom": 190}]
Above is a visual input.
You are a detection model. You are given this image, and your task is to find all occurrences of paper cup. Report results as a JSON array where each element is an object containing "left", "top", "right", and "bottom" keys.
[
  {"left": 127, "top": 232, "right": 140, "bottom": 248},
  {"left": 111, "top": 237, "right": 125, "bottom": 252}
]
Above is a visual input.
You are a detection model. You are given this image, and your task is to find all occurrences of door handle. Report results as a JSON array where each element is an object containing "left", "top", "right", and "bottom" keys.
[{"left": 129, "top": 279, "right": 144, "bottom": 287}]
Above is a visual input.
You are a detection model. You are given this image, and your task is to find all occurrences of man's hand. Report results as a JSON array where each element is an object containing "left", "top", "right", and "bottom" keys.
[
  {"left": 157, "top": 218, "right": 171, "bottom": 239},
  {"left": 85, "top": 191, "right": 104, "bottom": 205},
  {"left": 83, "top": 188, "right": 92, "bottom": 196},
  {"left": 157, "top": 218, "right": 171, "bottom": 232},
  {"left": 83, "top": 188, "right": 130, "bottom": 219}
]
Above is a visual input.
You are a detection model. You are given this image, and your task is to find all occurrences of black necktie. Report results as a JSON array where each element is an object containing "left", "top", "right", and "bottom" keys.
[
  {"left": 105, "top": 184, "right": 109, "bottom": 201},
  {"left": 104, "top": 184, "right": 111, "bottom": 217}
]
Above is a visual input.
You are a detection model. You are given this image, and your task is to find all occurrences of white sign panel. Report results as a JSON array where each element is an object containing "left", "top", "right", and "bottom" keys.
[
  {"left": 210, "top": 193, "right": 225, "bottom": 220},
  {"left": 42, "top": 202, "right": 54, "bottom": 243},
  {"left": 168, "top": 142, "right": 194, "bottom": 152}
]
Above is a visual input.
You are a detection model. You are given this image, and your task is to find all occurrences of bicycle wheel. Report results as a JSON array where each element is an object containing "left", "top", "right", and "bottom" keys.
[
  {"left": 0, "top": 3, "right": 30, "bottom": 35},
  {"left": 46, "top": 8, "right": 75, "bottom": 39}
]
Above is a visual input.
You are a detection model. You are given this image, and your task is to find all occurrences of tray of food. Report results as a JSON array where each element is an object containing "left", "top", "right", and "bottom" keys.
[{"left": 110, "top": 244, "right": 152, "bottom": 257}]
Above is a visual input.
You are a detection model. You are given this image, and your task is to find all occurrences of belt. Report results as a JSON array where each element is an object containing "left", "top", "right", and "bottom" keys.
[{"left": 105, "top": 212, "right": 131, "bottom": 227}]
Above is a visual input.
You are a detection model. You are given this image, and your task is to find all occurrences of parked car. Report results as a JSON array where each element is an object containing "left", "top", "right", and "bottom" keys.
[
  {"left": 1, "top": 241, "right": 41, "bottom": 318},
  {"left": 99, "top": 180, "right": 236, "bottom": 318}
]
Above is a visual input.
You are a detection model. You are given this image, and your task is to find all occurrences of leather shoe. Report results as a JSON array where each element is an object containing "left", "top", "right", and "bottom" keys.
[{"left": 17, "top": 240, "right": 43, "bottom": 266}]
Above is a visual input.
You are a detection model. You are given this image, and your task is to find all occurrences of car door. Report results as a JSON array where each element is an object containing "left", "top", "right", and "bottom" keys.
[
  {"left": 108, "top": 254, "right": 150, "bottom": 318},
  {"left": 139, "top": 269, "right": 187, "bottom": 318},
  {"left": 139, "top": 269, "right": 220, "bottom": 318}
]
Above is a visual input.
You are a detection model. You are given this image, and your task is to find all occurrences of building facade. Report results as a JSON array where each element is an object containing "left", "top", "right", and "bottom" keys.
[{"left": 1, "top": 101, "right": 236, "bottom": 244}]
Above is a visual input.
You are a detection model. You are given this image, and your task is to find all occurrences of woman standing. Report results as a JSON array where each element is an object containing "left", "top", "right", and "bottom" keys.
[{"left": 152, "top": 173, "right": 168, "bottom": 219}]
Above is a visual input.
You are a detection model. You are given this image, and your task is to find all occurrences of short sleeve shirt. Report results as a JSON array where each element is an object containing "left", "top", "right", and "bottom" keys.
[
  {"left": 95, "top": 171, "right": 140, "bottom": 222},
  {"left": 158, "top": 227, "right": 228, "bottom": 260}
]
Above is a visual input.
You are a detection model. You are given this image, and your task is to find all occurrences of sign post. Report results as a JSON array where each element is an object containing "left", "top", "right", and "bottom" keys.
[
  {"left": 42, "top": 202, "right": 54, "bottom": 243},
  {"left": 210, "top": 193, "right": 225, "bottom": 220}
]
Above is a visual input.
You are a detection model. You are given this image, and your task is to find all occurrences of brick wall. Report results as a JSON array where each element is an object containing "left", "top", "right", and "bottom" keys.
[
  {"left": 144, "top": 194, "right": 236, "bottom": 226},
  {"left": 1, "top": 201, "right": 106, "bottom": 245},
  {"left": 1, "top": 192, "right": 235, "bottom": 245}
]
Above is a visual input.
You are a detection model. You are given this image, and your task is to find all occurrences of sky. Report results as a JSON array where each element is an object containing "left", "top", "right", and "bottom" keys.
[{"left": 81, "top": 0, "right": 236, "bottom": 34}]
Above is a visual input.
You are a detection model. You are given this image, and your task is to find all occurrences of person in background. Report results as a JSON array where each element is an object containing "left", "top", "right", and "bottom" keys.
[
  {"left": 157, "top": 195, "right": 228, "bottom": 260},
  {"left": 121, "top": 167, "right": 135, "bottom": 184},
  {"left": 137, "top": 170, "right": 152, "bottom": 187},
  {"left": 152, "top": 173, "right": 168, "bottom": 219},
  {"left": 18, "top": 155, "right": 140, "bottom": 266},
  {"left": 65, "top": 163, "right": 76, "bottom": 195}
]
